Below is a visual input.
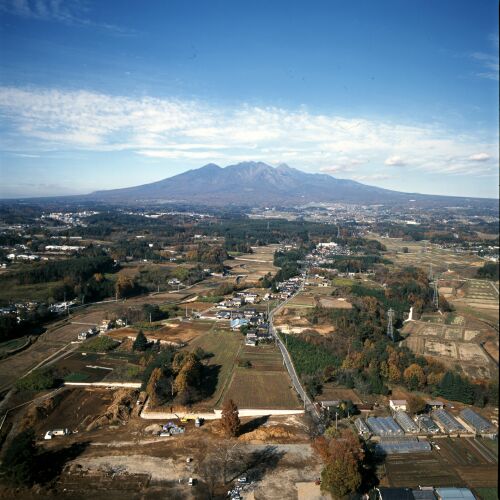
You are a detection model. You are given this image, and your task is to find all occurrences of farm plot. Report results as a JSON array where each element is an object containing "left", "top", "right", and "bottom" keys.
[
  {"left": 108, "top": 319, "right": 215, "bottom": 345},
  {"left": 220, "top": 343, "right": 300, "bottom": 409},
  {"left": 286, "top": 294, "right": 316, "bottom": 308},
  {"left": 222, "top": 370, "right": 301, "bottom": 409},
  {"left": 51, "top": 351, "right": 132, "bottom": 383},
  {"left": 401, "top": 316, "right": 497, "bottom": 380},
  {"left": 434, "top": 438, "right": 498, "bottom": 489},
  {"left": 318, "top": 297, "right": 352, "bottom": 309},
  {"left": 238, "top": 344, "right": 285, "bottom": 371},
  {"left": 384, "top": 452, "right": 464, "bottom": 488},
  {"left": 187, "top": 329, "right": 243, "bottom": 410},
  {"left": 31, "top": 388, "right": 115, "bottom": 434},
  {"left": 315, "top": 385, "right": 362, "bottom": 404},
  {"left": 224, "top": 245, "right": 279, "bottom": 284}
]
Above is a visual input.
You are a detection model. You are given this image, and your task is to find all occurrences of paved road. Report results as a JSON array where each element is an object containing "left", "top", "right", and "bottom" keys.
[{"left": 268, "top": 281, "right": 319, "bottom": 419}]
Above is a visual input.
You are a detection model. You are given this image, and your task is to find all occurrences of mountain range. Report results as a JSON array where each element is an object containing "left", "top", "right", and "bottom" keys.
[{"left": 86, "top": 161, "right": 494, "bottom": 207}]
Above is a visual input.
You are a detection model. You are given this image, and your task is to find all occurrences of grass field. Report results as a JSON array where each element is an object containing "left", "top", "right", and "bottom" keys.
[
  {"left": 0, "top": 279, "right": 65, "bottom": 305},
  {"left": 187, "top": 329, "right": 243, "bottom": 409},
  {"left": 223, "top": 369, "right": 301, "bottom": 409}
]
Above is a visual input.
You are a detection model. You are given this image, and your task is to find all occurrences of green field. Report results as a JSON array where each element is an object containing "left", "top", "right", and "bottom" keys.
[
  {"left": 187, "top": 329, "right": 243, "bottom": 409},
  {"left": 0, "top": 279, "right": 64, "bottom": 305},
  {"left": 331, "top": 277, "right": 355, "bottom": 287}
]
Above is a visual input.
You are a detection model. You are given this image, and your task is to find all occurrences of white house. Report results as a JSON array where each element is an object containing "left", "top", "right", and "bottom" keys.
[{"left": 389, "top": 399, "right": 408, "bottom": 412}]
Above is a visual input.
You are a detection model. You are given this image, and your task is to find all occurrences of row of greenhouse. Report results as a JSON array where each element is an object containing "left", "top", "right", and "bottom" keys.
[{"left": 355, "top": 408, "right": 496, "bottom": 437}]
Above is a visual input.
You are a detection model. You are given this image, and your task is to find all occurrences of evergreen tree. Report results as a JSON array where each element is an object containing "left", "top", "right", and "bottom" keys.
[{"left": 133, "top": 330, "right": 148, "bottom": 351}]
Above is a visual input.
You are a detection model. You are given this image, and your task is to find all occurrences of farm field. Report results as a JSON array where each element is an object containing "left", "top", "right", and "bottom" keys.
[
  {"left": 187, "top": 329, "right": 243, "bottom": 410},
  {"left": 370, "top": 235, "right": 486, "bottom": 279},
  {"left": 384, "top": 438, "right": 498, "bottom": 491},
  {"left": 108, "top": 318, "right": 216, "bottom": 346},
  {"left": 0, "top": 285, "right": 208, "bottom": 392},
  {"left": 401, "top": 313, "right": 498, "bottom": 380},
  {"left": 222, "top": 343, "right": 301, "bottom": 409},
  {"left": 50, "top": 350, "right": 142, "bottom": 384},
  {"left": 315, "top": 385, "right": 362, "bottom": 404},
  {"left": 0, "top": 279, "right": 66, "bottom": 305},
  {"left": 223, "top": 370, "right": 301, "bottom": 409},
  {"left": 224, "top": 245, "right": 279, "bottom": 285},
  {"left": 384, "top": 452, "right": 463, "bottom": 488},
  {"left": 30, "top": 388, "right": 116, "bottom": 435}
]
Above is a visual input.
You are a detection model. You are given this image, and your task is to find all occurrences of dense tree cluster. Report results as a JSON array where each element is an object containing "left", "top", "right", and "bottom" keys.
[
  {"left": 313, "top": 429, "right": 365, "bottom": 499},
  {"left": 476, "top": 262, "right": 499, "bottom": 280},
  {"left": 143, "top": 348, "right": 207, "bottom": 407},
  {"left": 12, "top": 254, "right": 115, "bottom": 286},
  {"left": 185, "top": 243, "right": 229, "bottom": 265}
]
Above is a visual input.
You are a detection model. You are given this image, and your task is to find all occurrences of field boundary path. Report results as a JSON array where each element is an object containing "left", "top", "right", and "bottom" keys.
[{"left": 268, "top": 280, "right": 320, "bottom": 420}]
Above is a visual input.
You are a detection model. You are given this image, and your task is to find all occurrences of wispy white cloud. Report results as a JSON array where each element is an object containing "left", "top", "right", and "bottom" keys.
[
  {"left": 468, "top": 34, "right": 499, "bottom": 81},
  {"left": 385, "top": 155, "right": 407, "bottom": 167},
  {"left": 468, "top": 152, "right": 490, "bottom": 162},
  {"left": 0, "top": 0, "right": 132, "bottom": 34},
  {"left": 0, "top": 86, "right": 497, "bottom": 179}
]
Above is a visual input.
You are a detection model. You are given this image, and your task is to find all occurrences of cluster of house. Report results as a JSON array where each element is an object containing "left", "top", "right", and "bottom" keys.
[
  {"left": 217, "top": 291, "right": 259, "bottom": 309},
  {"left": 49, "top": 300, "right": 78, "bottom": 314},
  {"left": 44, "top": 245, "right": 84, "bottom": 253},
  {"left": 228, "top": 309, "right": 266, "bottom": 329},
  {"left": 275, "top": 276, "right": 302, "bottom": 299},
  {"left": 214, "top": 308, "right": 272, "bottom": 346},
  {"left": 41, "top": 211, "right": 98, "bottom": 225},
  {"left": 0, "top": 301, "right": 40, "bottom": 321},
  {"left": 304, "top": 274, "right": 330, "bottom": 287},
  {"left": 6, "top": 253, "right": 40, "bottom": 261},
  {"left": 244, "top": 328, "right": 272, "bottom": 347},
  {"left": 77, "top": 318, "right": 127, "bottom": 341},
  {"left": 353, "top": 399, "right": 497, "bottom": 439}
]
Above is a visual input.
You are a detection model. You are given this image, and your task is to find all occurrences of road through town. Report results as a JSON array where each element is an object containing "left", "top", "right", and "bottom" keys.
[{"left": 268, "top": 281, "right": 319, "bottom": 419}]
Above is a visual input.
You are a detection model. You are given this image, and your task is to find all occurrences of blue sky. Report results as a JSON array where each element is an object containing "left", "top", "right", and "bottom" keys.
[{"left": 0, "top": 0, "right": 498, "bottom": 198}]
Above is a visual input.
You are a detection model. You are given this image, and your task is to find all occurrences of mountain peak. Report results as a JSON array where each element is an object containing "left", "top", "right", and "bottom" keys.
[
  {"left": 199, "top": 163, "right": 222, "bottom": 171},
  {"left": 88, "top": 160, "right": 477, "bottom": 207}
]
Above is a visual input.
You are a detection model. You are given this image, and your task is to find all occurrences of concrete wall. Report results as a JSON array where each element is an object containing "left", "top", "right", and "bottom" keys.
[
  {"left": 140, "top": 406, "right": 304, "bottom": 420},
  {"left": 64, "top": 382, "right": 141, "bottom": 388}
]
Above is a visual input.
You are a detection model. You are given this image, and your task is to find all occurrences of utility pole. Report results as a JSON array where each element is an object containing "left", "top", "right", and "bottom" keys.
[
  {"left": 387, "top": 308, "right": 394, "bottom": 341},
  {"left": 428, "top": 263, "right": 434, "bottom": 281}
]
